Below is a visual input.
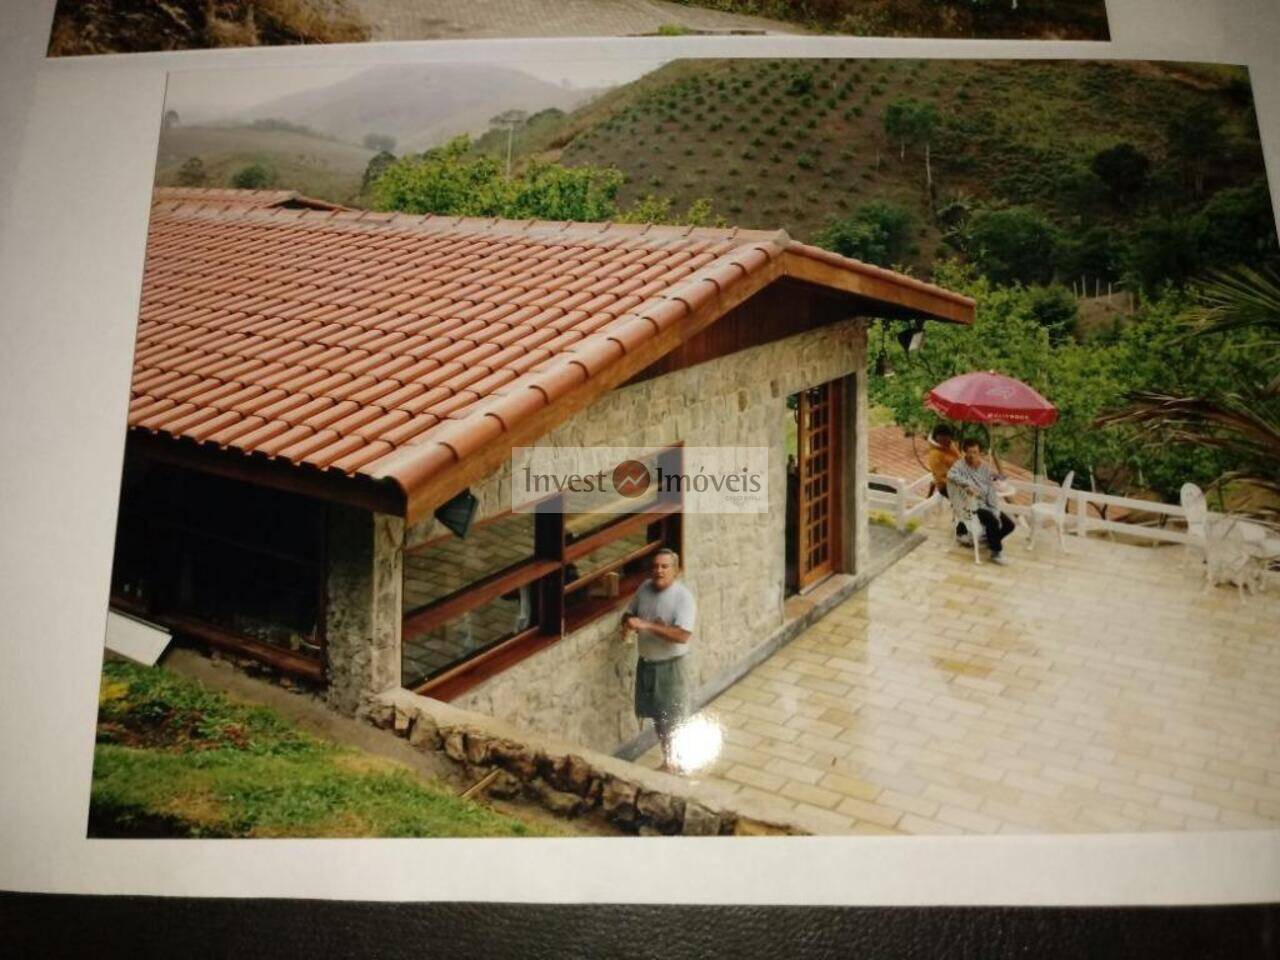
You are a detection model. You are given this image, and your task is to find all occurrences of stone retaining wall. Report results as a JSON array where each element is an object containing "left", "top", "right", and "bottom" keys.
[{"left": 372, "top": 688, "right": 826, "bottom": 837}]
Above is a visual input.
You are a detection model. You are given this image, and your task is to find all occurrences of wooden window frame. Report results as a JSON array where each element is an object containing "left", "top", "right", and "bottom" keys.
[
  {"left": 410, "top": 445, "right": 684, "bottom": 701},
  {"left": 108, "top": 496, "right": 328, "bottom": 683}
]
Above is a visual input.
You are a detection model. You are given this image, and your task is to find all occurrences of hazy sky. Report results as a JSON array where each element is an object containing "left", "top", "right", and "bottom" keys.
[{"left": 166, "top": 58, "right": 667, "bottom": 123}]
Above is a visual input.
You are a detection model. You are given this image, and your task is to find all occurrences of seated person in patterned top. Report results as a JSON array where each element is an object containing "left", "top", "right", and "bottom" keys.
[
  {"left": 619, "top": 549, "right": 696, "bottom": 774},
  {"left": 947, "top": 437, "right": 1017, "bottom": 565}
]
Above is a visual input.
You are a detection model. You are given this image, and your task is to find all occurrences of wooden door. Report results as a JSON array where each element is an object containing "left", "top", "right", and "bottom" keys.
[{"left": 796, "top": 379, "right": 842, "bottom": 590}]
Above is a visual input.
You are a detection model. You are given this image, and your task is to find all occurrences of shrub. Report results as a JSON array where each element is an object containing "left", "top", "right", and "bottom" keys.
[
  {"left": 230, "top": 162, "right": 275, "bottom": 189},
  {"left": 816, "top": 201, "right": 916, "bottom": 267},
  {"left": 966, "top": 206, "right": 1061, "bottom": 286},
  {"left": 787, "top": 71, "right": 814, "bottom": 96},
  {"left": 176, "top": 156, "right": 208, "bottom": 187},
  {"left": 1090, "top": 142, "right": 1151, "bottom": 206}
]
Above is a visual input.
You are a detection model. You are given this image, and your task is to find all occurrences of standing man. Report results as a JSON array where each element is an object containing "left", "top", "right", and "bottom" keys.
[
  {"left": 620, "top": 549, "right": 696, "bottom": 774},
  {"left": 947, "top": 437, "right": 1017, "bottom": 564}
]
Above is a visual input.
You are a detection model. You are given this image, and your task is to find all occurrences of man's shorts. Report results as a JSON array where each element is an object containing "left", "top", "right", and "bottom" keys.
[{"left": 635, "top": 656, "right": 692, "bottom": 723}]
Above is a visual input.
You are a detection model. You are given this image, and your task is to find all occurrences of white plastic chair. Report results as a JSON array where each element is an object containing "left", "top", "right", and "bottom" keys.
[
  {"left": 1204, "top": 516, "right": 1261, "bottom": 599},
  {"left": 950, "top": 491, "right": 984, "bottom": 565},
  {"left": 1027, "top": 471, "right": 1075, "bottom": 553},
  {"left": 1179, "top": 483, "right": 1209, "bottom": 574}
]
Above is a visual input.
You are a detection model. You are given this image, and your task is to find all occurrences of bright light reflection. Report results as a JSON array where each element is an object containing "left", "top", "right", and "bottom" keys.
[{"left": 670, "top": 714, "right": 723, "bottom": 774}]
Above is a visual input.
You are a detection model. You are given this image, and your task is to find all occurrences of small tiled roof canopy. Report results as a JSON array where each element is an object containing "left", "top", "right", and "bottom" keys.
[{"left": 130, "top": 189, "right": 974, "bottom": 522}]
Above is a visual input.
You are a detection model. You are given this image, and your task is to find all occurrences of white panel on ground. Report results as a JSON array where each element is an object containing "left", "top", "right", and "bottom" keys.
[{"left": 105, "top": 610, "right": 171, "bottom": 666}]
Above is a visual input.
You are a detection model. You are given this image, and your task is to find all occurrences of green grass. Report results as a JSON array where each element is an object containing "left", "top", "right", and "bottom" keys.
[{"left": 90, "top": 660, "right": 551, "bottom": 838}]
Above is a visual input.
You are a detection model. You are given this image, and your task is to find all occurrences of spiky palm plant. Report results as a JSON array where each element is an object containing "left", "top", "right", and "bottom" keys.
[{"left": 1097, "top": 266, "right": 1280, "bottom": 510}]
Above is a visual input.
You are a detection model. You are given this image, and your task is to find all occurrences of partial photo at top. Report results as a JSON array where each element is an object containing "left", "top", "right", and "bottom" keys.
[
  {"left": 46, "top": 0, "right": 1111, "bottom": 52},
  {"left": 89, "top": 50, "right": 1280, "bottom": 842}
]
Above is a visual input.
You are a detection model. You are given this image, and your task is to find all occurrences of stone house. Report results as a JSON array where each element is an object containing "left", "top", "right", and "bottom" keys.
[{"left": 110, "top": 187, "right": 972, "bottom": 754}]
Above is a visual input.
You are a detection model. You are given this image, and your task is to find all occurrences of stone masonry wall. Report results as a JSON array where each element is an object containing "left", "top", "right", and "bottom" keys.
[
  {"left": 325, "top": 505, "right": 404, "bottom": 716},
  {"left": 372, "top": 688, "right": 811, "bottom": 836},
  {"left": 403, "top": 318, "right": 868, "bottom": 752}
]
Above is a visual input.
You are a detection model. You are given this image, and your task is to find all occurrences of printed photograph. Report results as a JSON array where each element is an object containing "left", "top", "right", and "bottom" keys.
[
  {"left": 47, "top": 0, "right": 1111, "bottom": 53},
  {"left": 94, "top": 55, "right": 1279, "bottom": 839}
]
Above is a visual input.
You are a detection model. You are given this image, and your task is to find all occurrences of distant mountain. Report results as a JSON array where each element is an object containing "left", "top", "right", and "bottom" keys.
[{"left": 233, "top": 64, "right": 600, "bottom": 153}]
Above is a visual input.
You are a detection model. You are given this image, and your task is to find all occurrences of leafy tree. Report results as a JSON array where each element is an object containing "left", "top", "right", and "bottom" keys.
[
  {"left": 361, "top": 150, "right": 396, "bottom": 194},
  {"left": 176, "top": 156, "right": 207, "bottom": 187},
  {"left": 883, "top": 99, "right": 937, "bottom": 161},
  {"left": 498, "top": 158, "right": 623, "bottom": 222},
  {"left": 815, "top": 201, "right": 916, "bottom": 267},
  {"left": 616, "top": 195, "right": 722, "bottom": 226},
  {"left": 1125, "top": 216, "right": 1203, "bottom": 292},
  {"left": 1097, "top": 267, "right": 1280, "bottom": 508},
  {"left": 362, "top": 132, "right": 397, "bottom": 154},
  {"left": 369, "top": 135, "right": 625, "bottom": 222},
  {"left": 230, "top": 163, "right": 275, "bottom": 190},
  {"left": 785, "top": 70, "right": 814, "bottom": 97},
  {"left": 869, "top": 262, "right": 1056, "bottom": 451},
  {"left": 1166, "top": 101, "right": 1225, "bottom": 198},
  {"left": 1024, "top": 284, "right": 1078, "bottom": 344},
  {"left": 1193, "top": 178, "right": 1280, "bottom": 269},
  {"left": 1090, "top": 142, "right": 1150, "bottom": 206},
  {"left": 965, "top": 206, "right": 1059, "bottom": 285},
  {"left": 1058, "top": 224, "right": 1126, "bottom": 286}
]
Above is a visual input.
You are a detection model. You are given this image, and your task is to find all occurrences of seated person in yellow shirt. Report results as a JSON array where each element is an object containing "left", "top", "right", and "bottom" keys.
[{"left": 925, "top": 424, "right": 962, "bottom": 499}]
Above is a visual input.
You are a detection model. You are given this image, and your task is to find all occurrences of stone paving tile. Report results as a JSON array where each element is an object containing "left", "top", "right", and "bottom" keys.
[{"left": 639, "top": 535, "right": 1280, "bottom": 835}]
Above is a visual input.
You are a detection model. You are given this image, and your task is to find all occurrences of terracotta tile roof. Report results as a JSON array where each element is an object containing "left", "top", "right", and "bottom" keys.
[
  {"left": 131, "top": 189, "right": 974, "bottom": 521},
  {"left": 152, "top": 187, "right": 345, "bottom": 211}
]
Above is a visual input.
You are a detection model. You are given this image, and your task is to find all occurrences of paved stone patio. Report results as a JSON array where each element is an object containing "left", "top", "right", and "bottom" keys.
[{"left": 642, "top": 530, "right": 1280, "bottom": 835}]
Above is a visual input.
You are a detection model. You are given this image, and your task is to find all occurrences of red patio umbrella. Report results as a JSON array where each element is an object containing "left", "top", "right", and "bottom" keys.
[
  {"left": 925, "top": 371, "right": 1058, "bottom": 427},
  {"left": 925, "top": 371, "right": 1058, "bottom": 476}
]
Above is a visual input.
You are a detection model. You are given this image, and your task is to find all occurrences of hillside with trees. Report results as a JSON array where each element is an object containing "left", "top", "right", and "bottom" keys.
[{"left": 534, "top": 59, "right": 1273, "bottom": 294}]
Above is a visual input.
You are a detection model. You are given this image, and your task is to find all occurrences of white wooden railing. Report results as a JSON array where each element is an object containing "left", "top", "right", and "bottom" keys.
[
  {"left": 868, "top": 472, "right": 1196, "bottom": 545},
  {"left": 999, "top": 477, "right": 1194, "bottom": 545},
  {"left": 868, "top": 472, "right": 944, "bottom": 532}
]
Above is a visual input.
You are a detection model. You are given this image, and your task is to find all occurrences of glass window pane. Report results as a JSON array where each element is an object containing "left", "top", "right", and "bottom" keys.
[
  {"left": 403, "top": 513, "right": 535, "bottom": 613},
  {"left": 567, "top": 526, "right": 652, "bottom": 584},
  {"left": 402, "top": 586, "right": 538, "bottom": 688},
  {"left": 562, "top": 448, "right": 677, "bottom": 543},
  {"left": 564, "top": 491, "right": 661, "bottom": 543}
]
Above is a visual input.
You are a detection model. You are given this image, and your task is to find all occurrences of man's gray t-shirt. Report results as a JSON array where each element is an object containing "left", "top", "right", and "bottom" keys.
[{"left": 625, "top": 580, "right": 696, "bottom": 661}]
